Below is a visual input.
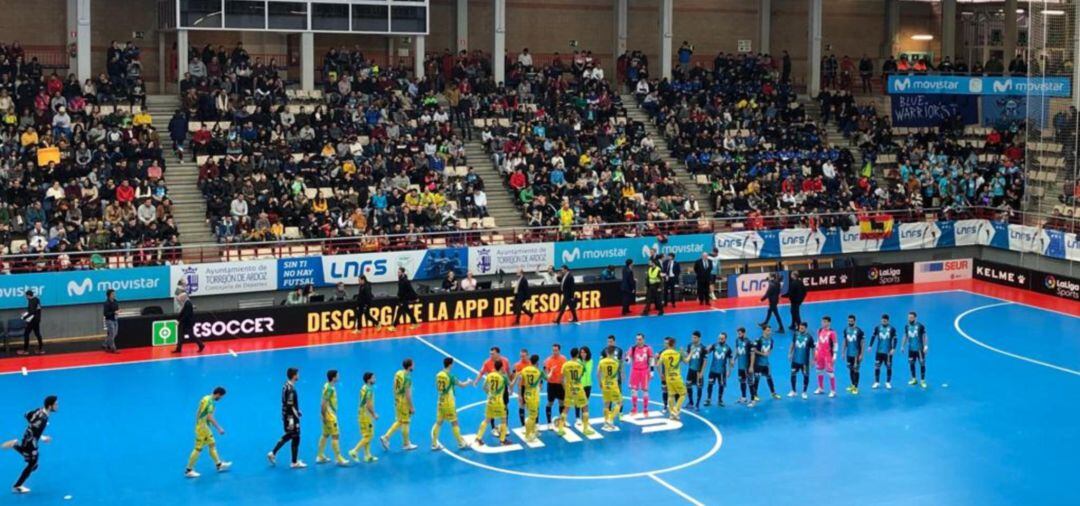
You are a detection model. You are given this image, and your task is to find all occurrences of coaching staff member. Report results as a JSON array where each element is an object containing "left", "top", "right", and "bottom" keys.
[
  {"left": 103, "top": 289, "right": 120, "bottom": 353},
  {"left": 620, "top": 259, "right": 636, "bottom": 315},
  {"left": 693, "top": 253, "right": 713, "bottom": 306},
  {"left": 389, "top": 267, "right": 420, "bottom": 331},
  {"left": 662, "top": 253, "right": 680, "bottom": 308},
  {"left": 759, "top": 273, "right": 785, "bottom": 333},
  {"left": 172, "top": 292, "right": 205, "bottom": 353},
  {"left": 18, "top": 290, "right": 44, "bottom": 355},
  {"left": 785, "top": 271, "right": 807, "bottom": 330},
  {"left": 554, "top": 265, "right": 579, "bottom": 324},
  {"left": 512, "top": 268, "right": 534, "bottom": 325},
  {"left": 353, "top": 275, "right": 380, "bottom": 332}
]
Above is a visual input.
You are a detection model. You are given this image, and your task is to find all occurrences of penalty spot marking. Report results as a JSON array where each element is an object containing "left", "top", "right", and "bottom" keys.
[{"left": 953, "top": 302, "right": 1080, "bottom": 377}]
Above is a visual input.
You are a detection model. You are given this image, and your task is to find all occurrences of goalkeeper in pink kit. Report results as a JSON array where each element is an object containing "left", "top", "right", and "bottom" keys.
[
  {"left": 814, "top": 316, "right": 839, "bottom": 397},
  {"left": 627, "top": 333, "right": 655, "bottom": 416}
]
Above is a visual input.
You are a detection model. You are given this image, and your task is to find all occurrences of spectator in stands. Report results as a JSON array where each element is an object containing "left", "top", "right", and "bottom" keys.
[
  {"left": 460, "top": 271, "right": 478, "bottom": 291},
  {"left": 285, "top": 286, "right": 307, "bottom": 305},
  {"left": 442, "top": 270, "right": 460, "bottom": 291}
]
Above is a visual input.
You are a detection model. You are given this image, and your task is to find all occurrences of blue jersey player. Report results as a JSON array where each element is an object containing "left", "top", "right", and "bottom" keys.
[
  {"left": 868, "top": 314, "right": 898, "bottom": 389},
  {"left": 734, "top": 328, "right": 752, "bottom": 404},
  {"left": 705, "top": 333, "right": 734, "bottom": 407},
  {"left": 685, "top": 331, "right": 708, "bottom": 409},
  {"left": 843, "top": 315, "right": 866, "bottom": 394},
  {"left": 749, "top": 325, "right": 781, "bottom": 406},
  {"left": 903, "top": 311, "right": 929, "bottom": 388},
  {"left": 788, "top": 322, "right": 815, "bottom": 399}
]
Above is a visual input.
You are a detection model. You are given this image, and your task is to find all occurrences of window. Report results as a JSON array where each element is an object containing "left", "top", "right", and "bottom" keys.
[
  {"left": 180, "top": 0, "right": 223, "bottom": 28},
  {"left": 224, "top": 0, "right": 266, "bottom": 29},
  {"left": 352, "top": 4, "right": 389, "bottom": 33},
  {"left": 391, "top": 6, "right": 426, "bottom": 33},
  {"left": 268, "top": 2, "right": 306, "bottom": 30},
  {"left": 312, "top": 3, "right": 349, "bottom": 31}
]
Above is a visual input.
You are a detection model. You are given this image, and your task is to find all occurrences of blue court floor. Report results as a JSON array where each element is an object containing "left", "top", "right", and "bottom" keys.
[{"left": 1, "top": 290, "right": 1077, "bottom": 505}]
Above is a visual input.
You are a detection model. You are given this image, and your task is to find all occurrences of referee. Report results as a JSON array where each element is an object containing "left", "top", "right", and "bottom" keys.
[{"left": 388, "top": 267, "right": 419, "bottom": 331}]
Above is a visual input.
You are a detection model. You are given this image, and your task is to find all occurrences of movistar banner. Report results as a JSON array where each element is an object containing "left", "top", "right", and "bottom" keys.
[
  {"left": 887, "top": 75, "right": 1072, "bottom": 97},
  {"left": 555, "top": 234, "right": 713, "bottom": 269},
  {"left": 0, "top": 266, "right": 169, "bottom": 310}
]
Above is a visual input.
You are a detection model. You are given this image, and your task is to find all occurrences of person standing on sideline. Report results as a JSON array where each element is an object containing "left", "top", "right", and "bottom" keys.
[
  {"left": 353, "top": 275, "right": 379, "bottom": 333},
  {"left": 102, "top": 289, "right": 120, "bottom": 353},
  {"left": 2, "top": 395, "right": 58, "bottom": 494},
  {"left": 268, "top": 367, "right": 305, "bottom": 468},
  {"left": 784, "top": 271, "right": 807, "bottom": 330},
  {"left": 554, "top": 265, "right": 579, "bottom": 324},
  {"left": 18, "top": 290, "right": 43, "bottom": 355},
  {"left": 641, "top": 259, "right": 665, "bottom": 316},
  {"left": 693, "top": 253, "right": 713, "bottom": 306},
  {"left": 172, "top": 292, "right": 204, "bottom": 354},
  {"left": 387, "top": 268, "right": 419, "bottom": 331},
  {"left": 662, "top": 253, "right": 680, "bottom": 308},
  {"left": 512, "top": 268, "right": 534, "bottom": 325},
  {"left": 759, "top": 273, "right": 784, "bottom": 333},
  {"left": 620, "top": 259, "right": 636, "bottom": 315}
]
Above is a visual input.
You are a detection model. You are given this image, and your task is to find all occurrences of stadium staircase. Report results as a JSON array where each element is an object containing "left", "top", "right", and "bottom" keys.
[
  {"left": 146, "top": 95, "right": 217, "bottom": 250},
  {"left": 463, "top": 139, "right": 528, "bottom": 228},
  {"left": 621, "top": 93, "right": 715, "bottom": 215}
]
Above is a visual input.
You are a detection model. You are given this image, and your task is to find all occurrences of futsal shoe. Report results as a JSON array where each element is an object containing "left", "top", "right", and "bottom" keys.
[
  {"left": 828, "top": 391, "right": 836, "bottom": 398},
  {"left": 13, "top": 486, "right": 30, "bottom": 494},
  {"left": 216, "top": 461, "right": 232, "bottom": 472},
  {"left": 364, "top": 456, "right": 378, "bottom": 463},
  {"left": 316, "top": 455, "right": 331, "bottom": 464},
  {"left": 348, "top": 449, "right": 360, "bottom": 462},
  {"left": 185, "top": 470, "right": 201, "bottom": 478},
  {"left": 458, "top": 442, "right": 470, "bottom": 450},
  {"left": 845, "top": 385, "right": 854, "bottom": 393},
  {"left": 871, "top": 382, "right": 880, "bottom": 389},
  {"left": 431, "top": 443, "right": 444, "bottom": 451},
  {"left": 266, "top": 452, "right": 276, "bottom": 466},
  {"left": 920, "top": 380, "right": 928, "bottom": 388},
  {"left": 850, "top": 388, "right": 859, "bottom": 395},
  {"left": 771, "top": 393, "right": 782, "bottom": 400},
  {"left": 718, "top": 401, "right": 725, "bottom": 407},
  {"left": 336, "top": 458, "right": 350, "bottom": 466},
  {"left": 801, "top": 393, "right": 808, "bottom": 400},
  {"left": 885, "top": 382, "right": 892, "bottom": 390},
  {"left": 290, "top": 460, "right": 308, "bottom": 469},
  {"left": 403, "top": 443, "right": 419, "bottom": 451},
  {"left": 704, "top": 400, "right": 711, "bottom": 407},
  {"left": 908, "top": 378, "right": 918, "bottom": 386},
  {"left": 787, "top": 391, "right": 797, "bottom": 397},
  {"left": 379, "top": 435, "right": 390, "bottom": 451},
  {"left": 814, "top": 388, "right": 824, "bottom": 395}
]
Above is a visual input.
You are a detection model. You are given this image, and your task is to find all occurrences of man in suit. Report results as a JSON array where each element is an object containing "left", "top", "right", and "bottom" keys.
[
  {"left": 693, "top": 253, "right": 713, "bottom": 306},
  {"left": 784, "top": 271, "right": 808, "bottom": 330},
  {"left": 512, "top": 268, "right": 534, "bottom": 325},
  {"left": 388, "top": 267, "right": 419, "bottom": 331},
  {"left": 554, "top": 265, "right": 579, "bottom": 324},
  {"left": 662, "top": 253, "right": 680, "bottom": 308},
  {"left": 353, "top": 275, "right": 380, "bottom": 333},
  {"left": 172, "top": 292, "right": 205, "bottom": 353},
  {"left": 18, "top": 290, "right": 44, "bottom": 355},
  {"left": 620, "top": 259, "right": 636, "bottom": 315},
  {"left": 759, "top": 273, "right": 785, "bottom": 333}
]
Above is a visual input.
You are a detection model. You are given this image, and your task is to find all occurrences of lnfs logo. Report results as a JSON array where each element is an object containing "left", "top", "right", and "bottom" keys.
[{"left": 330, "top": 259, "right": 389, "bottom": 279}]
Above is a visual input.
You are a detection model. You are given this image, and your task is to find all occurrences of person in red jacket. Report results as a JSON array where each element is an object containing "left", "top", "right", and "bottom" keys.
[{"left": 115, "top": 180, "right": 135, "bottom": 204}]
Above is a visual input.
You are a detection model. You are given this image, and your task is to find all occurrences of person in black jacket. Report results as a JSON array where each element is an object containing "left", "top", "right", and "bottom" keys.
[
  {"left": 554, "top": 265, "right": 579, "bottom": 324},
  {"left": 693, "top": 253, "right": 713, "bottom": 306},
  {"left": 353, "top": 275, "right": 380, "bottom": 332},
  {"left": 268, "top": 367, "right": 304, "bottom": 468},
  {"left": 784, "top": 271, "right": 808, "bottom": 330},
  {"left": 103, "top": 289, "right": 120, "bottom": 353},
  {"left": 172, "top": 293, "right": 205, "bottom": 353},
  {"left": 18, "top": 291, "right": 43, "bottom": 355},
  {"left": 662, "top": 253, "right": 680, "bottom": 308},
  {"left": 512, "top": 268, "right": 534, "bottom": 325},
  {"left": 388, "top": 268, "right": 419, "bottom": 331},
  {"left": 759, "top": 273, "right": 785, "bottom": 333},
  {"left": 620, "top": 259, "right": 636, "bottom": 315}
]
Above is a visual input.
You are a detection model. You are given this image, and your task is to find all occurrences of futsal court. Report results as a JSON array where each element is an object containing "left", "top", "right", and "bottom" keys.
[{"left": 0, "top": 280, "right": 1076, "bottom": 506}]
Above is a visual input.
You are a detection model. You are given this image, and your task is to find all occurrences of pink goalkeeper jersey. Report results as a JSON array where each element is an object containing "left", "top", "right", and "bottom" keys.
[
  {"left": 816, "top": 329, "right": 837, "bottom": 360},
  {"left": 630, "top": 345, "right": 654, "bottom": 371}
]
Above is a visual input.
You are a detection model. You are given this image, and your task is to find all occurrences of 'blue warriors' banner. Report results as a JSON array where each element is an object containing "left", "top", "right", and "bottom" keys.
[
  {"left": 891, "top": 94, "right": 978, "bottom": 127},
  {"left": 888, "top": 75, "right": 1071, "bottom": 97}
]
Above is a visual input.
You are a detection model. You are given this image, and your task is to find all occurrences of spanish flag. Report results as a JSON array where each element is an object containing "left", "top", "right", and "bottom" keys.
[{"left": 859, "top": 214, "right": 894, "bottom": 240}]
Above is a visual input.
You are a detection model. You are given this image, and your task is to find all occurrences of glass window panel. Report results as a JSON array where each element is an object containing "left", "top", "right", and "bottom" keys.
[
  {"left": 224, "top": 0, "right": 266, "bottom": 29},
  {"left": 268, "top": 2, "right": 306, "bottom": 30},
  {"left": 352, "top": 4, "right": 389, "bottom": 33},
  {"left": 390, "top": 6, "right": 425, "bottom": 33},
  {"left": 180, "top": 0, "right": 223, "bottom": 28},
  {"left": 312, "top": 3, "right": 349, "bottom": 31}
]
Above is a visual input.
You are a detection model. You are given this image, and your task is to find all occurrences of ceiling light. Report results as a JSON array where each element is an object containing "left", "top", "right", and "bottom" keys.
[{"left": 911, "top": 34, "right": 934, "bottom": 41}]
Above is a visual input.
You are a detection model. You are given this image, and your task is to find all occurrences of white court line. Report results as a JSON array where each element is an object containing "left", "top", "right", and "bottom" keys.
[
  {"left": 1, "top": 288, "right": 968, "bottom": 377},
  {"left": 412, "top": 335, "right": 480, "bottom": 375},
  {"left": 953, "top": 302, "right": 1080, "bottom": 377},
  {"left": 958, "top": 289, "right": 1080, "bottom": 320},
  {"left": 648, "top": 474, "right": 705, "bottom": 506}
]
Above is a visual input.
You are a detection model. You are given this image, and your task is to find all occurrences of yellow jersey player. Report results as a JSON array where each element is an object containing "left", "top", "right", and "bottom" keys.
[
  {"left": 475, "top": 360, "right": 510, "bottom": 446},
  {"left": 560, "top": 348, "right": 594, "bottom": 437},
  {"left": 185, "top": 387, "right": 231, "bottom": 478},
  {"left": 348, "top": 372, "right": 378, "bottom": 463},
  {"left": 598, "top": 350, "right": 623, "bottom": 431},
  {"left": 431, "top": 357, "right": 470, "bottom": 451},
  {"left": 513, "top": 354, "right": 545, "bottom": 442},
  {"left": 381, "top": 359, "right": 419, "bottom": 452},
  {"left": 659, "top": 337, "right": 687, "bottom": 420},
  {"left": 317, "top": 370, "right": 349, "bottom": 466}
]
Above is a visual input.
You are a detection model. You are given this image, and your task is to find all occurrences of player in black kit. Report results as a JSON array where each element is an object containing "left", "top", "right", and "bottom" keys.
[
  {"left": 268, "top": 367, "right": 306, "bottom": 468},
  {"left": 2, "top": 395, "right": 59, "bottom": 494}
]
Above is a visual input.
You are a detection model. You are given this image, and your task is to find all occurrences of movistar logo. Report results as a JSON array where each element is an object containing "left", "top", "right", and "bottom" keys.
[
  {"left": 893, "top": 78, "right": 910, "bottom": 92},
  {"left": 562, "top": 248, "right": 581, "bottom": 264},
  {"left": 992, "top": 80, "right": 1011, "bottom": 93},
  {"left": 67, "top": 278, "right": 93, "bottom": 296}
]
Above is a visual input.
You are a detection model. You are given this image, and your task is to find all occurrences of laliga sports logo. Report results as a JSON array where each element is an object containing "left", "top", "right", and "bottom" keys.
[
  {"left": 444, "top": 396, "right": 723, "bottom": 480},
  {"left": 67, "top": 278, "right": 93, "bottom": 297},
  {"left": 561, "top": 248, "right": 582, "bottom": 264},
  {"left": 868, "top": 267, "right": 880, "bottom": 281},
  {"left": 1045, "top": 275, "right": 1057, "bottom": 290}
]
